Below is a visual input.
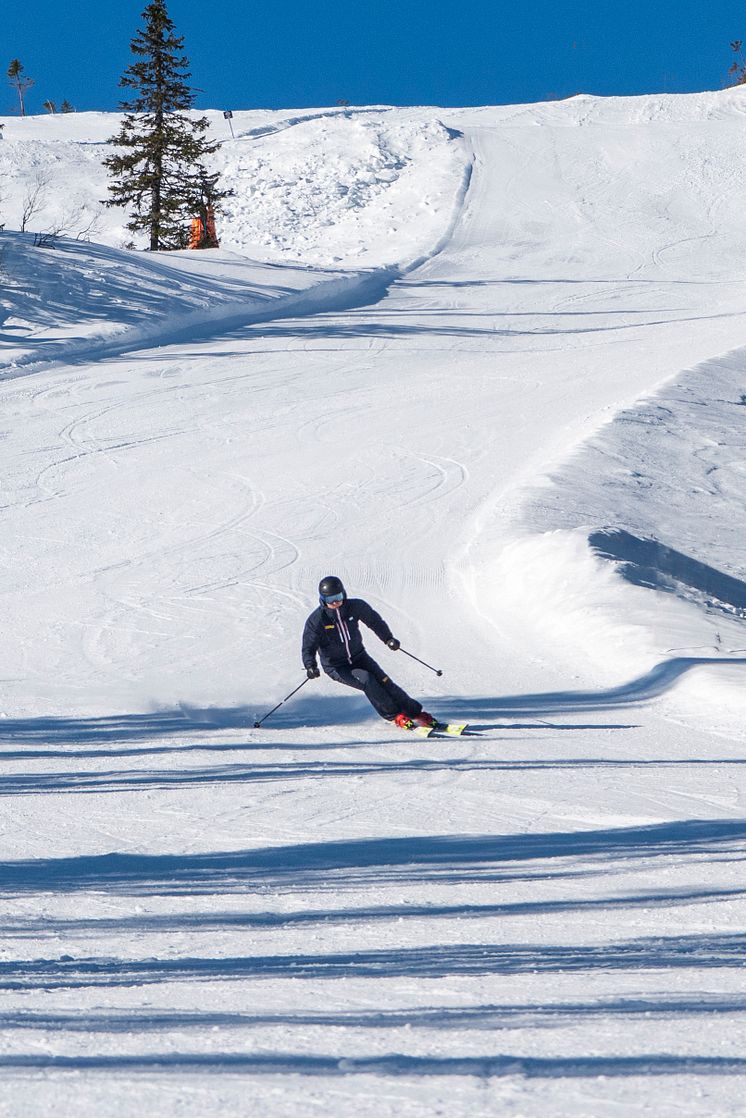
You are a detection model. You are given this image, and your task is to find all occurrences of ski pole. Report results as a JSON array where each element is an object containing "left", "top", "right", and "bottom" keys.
[
  {"left": 253, "top": 677, "right": 309, "bottom": 728},
  {"left": 399, "top": 647, "right": 443, "bottom": 676}
]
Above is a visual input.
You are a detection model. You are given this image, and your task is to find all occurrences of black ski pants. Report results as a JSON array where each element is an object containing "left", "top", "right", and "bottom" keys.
[{"left": 324, "top": 651, "right": 422, "bottom": 721}]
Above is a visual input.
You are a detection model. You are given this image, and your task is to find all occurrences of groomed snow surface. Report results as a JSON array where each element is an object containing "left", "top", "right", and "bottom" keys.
[{"left": 1, "top": 93, "right": 746, "bottom": 1115}]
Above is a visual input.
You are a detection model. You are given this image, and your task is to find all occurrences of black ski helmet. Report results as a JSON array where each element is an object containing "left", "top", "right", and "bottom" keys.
[{"left": 319, "top": 575, "right": 345, "bottom": 599}]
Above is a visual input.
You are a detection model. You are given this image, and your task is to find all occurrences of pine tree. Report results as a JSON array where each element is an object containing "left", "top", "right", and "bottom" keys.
[
  {"left": 104, "top": 0, "right": 226, "bottom": 251},
  {"left": 7, "top": 59, "right": 34, "bottom": 117}
]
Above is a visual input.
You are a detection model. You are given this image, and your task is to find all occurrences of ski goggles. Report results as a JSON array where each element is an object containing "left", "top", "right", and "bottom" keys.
[{"left": 322, "top": 592, "right": 344, "bottom": 604}]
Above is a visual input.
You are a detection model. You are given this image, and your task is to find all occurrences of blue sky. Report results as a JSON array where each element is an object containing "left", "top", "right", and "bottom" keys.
[{"left": 5, "top": 0, "right": 746, "bottom": 115}]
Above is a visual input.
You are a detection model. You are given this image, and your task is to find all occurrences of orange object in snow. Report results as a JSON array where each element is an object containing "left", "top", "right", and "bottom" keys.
[
  {"left": 189, "top": 217, "right": 203, "bottom": 249},
  {"left": 189, "top": 205, "right": 219, "bottom": 249}
]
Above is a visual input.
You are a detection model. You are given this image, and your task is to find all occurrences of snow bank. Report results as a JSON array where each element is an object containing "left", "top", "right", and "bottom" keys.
[
  {"left": 507, "top": 346, "right": 746, "bottom": 704},
  {"left": 0, "top": 233, "right": 358, "bottom": 375},
  {"left": 489, "top": 528, "right": 746, "bottom": 712},
  {"left": 487, "top": 341, "right": 746, "bottom": 716},
  {"left": 213, "top": 115, "right": 466, "bottom": 267}
]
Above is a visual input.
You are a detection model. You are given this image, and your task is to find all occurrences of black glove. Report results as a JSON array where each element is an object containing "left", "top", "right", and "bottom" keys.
[
  {"left": 306, "top": 665, "right": 320, "bottom": 679},
  {"left": 387, "top": 638, "right": 400, "bottom": 651}
]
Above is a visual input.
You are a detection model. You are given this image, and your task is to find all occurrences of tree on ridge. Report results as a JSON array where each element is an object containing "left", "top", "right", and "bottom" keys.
[
  {"left": 105, "top": 0, "right": 227, "bottom": 251},
  {"left": 7, "top": 59, "right": 34, "bottom": 117}
]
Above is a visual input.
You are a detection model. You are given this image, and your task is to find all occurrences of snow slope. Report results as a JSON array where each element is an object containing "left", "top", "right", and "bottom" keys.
[{"left": 1, "top": 93, "right": 746, "bottom": 1116}]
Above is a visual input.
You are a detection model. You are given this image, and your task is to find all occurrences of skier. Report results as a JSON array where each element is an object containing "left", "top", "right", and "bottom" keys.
[{"left": 302, "top": 576, "right": 435, "bottom": 730}]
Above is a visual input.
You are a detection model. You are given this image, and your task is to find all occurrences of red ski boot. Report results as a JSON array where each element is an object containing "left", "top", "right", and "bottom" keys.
[
  {"left": 415, "top": 711, "right": 437, "bottom": 728},
  {"left": 394, "top": 713, "right": 415, "bottom": 731}
]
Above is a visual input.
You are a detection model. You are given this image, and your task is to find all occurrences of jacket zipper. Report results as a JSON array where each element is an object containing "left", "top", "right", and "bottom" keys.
[{"left": 335, "top": 613, "right": 353, "bottom": 663}]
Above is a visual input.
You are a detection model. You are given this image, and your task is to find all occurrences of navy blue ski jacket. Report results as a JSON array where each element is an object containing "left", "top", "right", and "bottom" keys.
[{"left": 302, "top": 598, "right": 394, "bottom": 671}]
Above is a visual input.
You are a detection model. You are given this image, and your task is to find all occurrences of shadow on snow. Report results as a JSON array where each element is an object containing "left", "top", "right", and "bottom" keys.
[
  {"left": 3, "top": 885, "right": 745, "bottom": 938},
  {"left": 590, "top": 529, "right": 746, "bottom": 614},
  {"left": 2, "top": 818, "right": 746, "bottom": 895},
  {"left": 1, "top": 753, "right": 746, "bottom": 797},
  {"left": 0, "top": 656, "right": 743, "bottom": 748},
  {"left": 4, "top": 993, "right": 746, "bottom": 1032},
  {"left": 0, "top": 929, "right": 745, "bottom": 989},
  {"left": 0, "top": 1051, "right": 744, "bottom": 1077}
]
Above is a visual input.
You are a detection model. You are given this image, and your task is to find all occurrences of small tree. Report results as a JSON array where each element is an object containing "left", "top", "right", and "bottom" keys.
[
  {"left": 60, "top": 99, "right": 75, "bottom": 113},
  {"left": 7, "top": 59, "right": 34, "bottom": 116},
  {"left": 43, "top": 99, "right": 56, "bottom": 114},
  {"left": 728, "top": 41, "right": 746, "bottom": 85},
  {"left": 104, "top": 0, "right": 226, "bottom": 250},
  {"left": 20, "top": 170, "right": 50, "bottom": 233}
]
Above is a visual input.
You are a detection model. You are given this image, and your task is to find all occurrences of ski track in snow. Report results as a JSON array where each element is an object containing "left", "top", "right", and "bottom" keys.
[{"left": 1, "top": 95, "right": 746, "bottom": 1116}]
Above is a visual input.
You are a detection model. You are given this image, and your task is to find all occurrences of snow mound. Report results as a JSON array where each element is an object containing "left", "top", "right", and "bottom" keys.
[
  {"left": 510, "top": 346, "right": 746, "bottom": 695},
  {"left": 488, "top": 527, "right": 746, "bottom": 714},
  {"left": 214, "top": 114, "right": 466, "bottom": 267}
]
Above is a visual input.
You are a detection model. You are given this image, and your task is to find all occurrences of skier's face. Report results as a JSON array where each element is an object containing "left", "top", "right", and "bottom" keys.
[{"left": 323, "top": 593, "right": 344, "bottom": 609}]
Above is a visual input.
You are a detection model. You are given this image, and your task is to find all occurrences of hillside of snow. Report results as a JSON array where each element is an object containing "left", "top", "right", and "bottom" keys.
[
  {"left": 1, "top": 92, "right": 746, "bottom": 1116},
  {"left": 0, "top": 108, "right": 465, "bottom": 265}
]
